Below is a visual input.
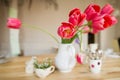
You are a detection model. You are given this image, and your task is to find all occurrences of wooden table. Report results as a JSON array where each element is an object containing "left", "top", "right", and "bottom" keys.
[{"left": 0, "top": 54, "right": 120, "bottom": 80}]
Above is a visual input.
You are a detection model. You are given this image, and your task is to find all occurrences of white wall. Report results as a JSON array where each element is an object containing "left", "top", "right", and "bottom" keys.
[
  {"left": 16, "top": 0, "right": 117, "bottom": 55},
  {"left": 0, "top": 5, "right": 9, "bottom": 55},
  {"left": 100, "top": 27, "right": 115, "bottom": 50},
  {"left": 0, "top": 0, "right": 119, "bottom": 56},
  {"left": 19, "top": 0, "right": 89, "bottom": 56}
]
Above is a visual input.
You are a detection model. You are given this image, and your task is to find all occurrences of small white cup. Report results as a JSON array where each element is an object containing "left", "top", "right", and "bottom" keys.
[
  {"left": 35, "top": 66, "right": 55, "bottom": 78},
  {"left": 89, "top": 59, "right": 102, "bottom": 73}
]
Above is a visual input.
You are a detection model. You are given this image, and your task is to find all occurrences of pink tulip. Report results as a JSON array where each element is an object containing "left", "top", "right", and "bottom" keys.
[
  {"left": 84, "top": 4, "right": 117, "bottom": 34},
  {"left": 86, "top": 13, "right": 105, "bottom": 34},
  {"left": 84, "top": 4, "right": 100, "bottom": 20},
  {"left": 76, "top": 54, "right": 84, "bottom": 64},
  {"left": 103, "top": 15, "right": 118, "bottom": 28},
  {"left": 92, "top": 15, "right": 105, "bottom": 33},
  {"left": 7, "top": 18, "right": 21, "bottom": 29},
  {"left": 69, "top": 13, "right": 86, "bottom": 27},
  {"left": 69, "top": 8, "right": 80, "bottom": 17},
  {"left": 57, "top": 22, "right": 76, "bottom": 39},
  {"left": 69, "top": 8, "right": 86, "bottom": 27},
  {"left": 101, "top": 4, "right": 117, "bottom": 29},
  {"left": 69, "top": 14, "right": 78, "bottom": 27},
  {"left": 101, "top": 4, "right": 114, "bottom": 15},
  {"left": 101, "top": 4, "right": 117, "bottom": 30},
  {"left": 84, "top": 4, "right": 104, "bottom": 34}
]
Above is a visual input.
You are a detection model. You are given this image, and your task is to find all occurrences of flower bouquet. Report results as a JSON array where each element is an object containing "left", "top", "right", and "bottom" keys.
[{"left": 55, "top": 3, "right": 117, "bottom": 72}]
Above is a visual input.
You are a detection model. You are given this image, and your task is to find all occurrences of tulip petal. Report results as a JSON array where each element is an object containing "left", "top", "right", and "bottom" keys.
[
  {"left": 69, "top": 9, "right": 86, "bottom": 27},
  {"left": 78, "top": 13, "right": 86, "bottom": 26},
  {"left": 103, "top": 15, "right": 118, "bottom": 28},
  {"left": 69, "top": 14, "right": 78, "bottom": 26},
  {"left": 76, "top": 54, "right": 84, "bottom": 64},
  {"left": 101, "top": 4, "right": 114, "bottom": 15},
  {"left": 69, "top": 8, "right": 80, "bottom": 17},
  {"left": 84, "top": 4, "right": 100, "bottom": 13}
]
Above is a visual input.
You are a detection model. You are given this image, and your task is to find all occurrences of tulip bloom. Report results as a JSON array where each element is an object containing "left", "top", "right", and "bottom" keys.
[
  {"left": 76, "top": 54, "right": 84, "bottom": 64},
  {"left": 84, "top": 4, "right": 104, "bottom": 33},
  {"left": 57, "top": 4, "right": 117, "bottom": 43},
  {"left": 7, "top": 18, "right": 21, "bottom": 29},
  {"left": 69, "top": 8, "right": 81, "bottom": 17},
  {"left": 91, "top": 14, "right": 105, "bottom": 33},
  {"left": 57, "top": 22, "right": 76, "bottom": 39},
  {"left": 69, "top": 8, "right": 86, "bottom": 27},
  {"left": 85, "top": 12, "right": 105, "bottom": 33},
  {"left": 103, "top": 15, "right": 117, "bottom": 28},
  {"left": 84, "top": 4, "right": 117, "bottom": 34},
  {"left": 101, "top": 4, "right": 114, "bottom": 15},
  {"left": 101, "top": 4, "right": 117, "bottom": 28},
  {"left": 84, "top": 4, "right": 100, "bottom": 20}
]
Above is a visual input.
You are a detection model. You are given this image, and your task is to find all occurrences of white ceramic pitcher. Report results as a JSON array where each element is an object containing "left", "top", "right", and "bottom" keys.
[{"left": 55, "top": 44, "right": 76, "bottom": 73}]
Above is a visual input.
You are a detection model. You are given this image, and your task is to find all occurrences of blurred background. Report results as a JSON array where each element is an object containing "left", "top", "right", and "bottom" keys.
[{"left": 0, "top": 0, "right": 120, "bottom": 56}]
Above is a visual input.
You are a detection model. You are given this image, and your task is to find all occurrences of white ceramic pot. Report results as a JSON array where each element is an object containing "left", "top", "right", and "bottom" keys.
[
  {"left": 89, "top": 59, "right": 102, "bottom": 73},
  {"left": 55, "top": 44, "right": 76, "bottom": 73},
  {"left": 35, "top": 66, "right": 55, "bottom": 78}
]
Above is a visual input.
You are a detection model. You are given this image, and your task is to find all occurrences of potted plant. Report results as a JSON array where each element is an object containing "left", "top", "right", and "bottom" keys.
[{"left": 34, "top": 58, "right": 55, "bottom": 78}]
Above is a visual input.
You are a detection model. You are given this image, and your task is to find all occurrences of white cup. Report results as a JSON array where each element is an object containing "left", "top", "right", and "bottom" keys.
[
  {"left": 89, "top": 59, "right": 102, "bottom": 73},
  {"left": 35, "top": 66, "right": 55, "bottom": 78}
]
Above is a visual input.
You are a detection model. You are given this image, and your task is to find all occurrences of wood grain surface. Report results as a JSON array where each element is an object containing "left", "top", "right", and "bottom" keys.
[{"left": 0, "top": 54, "right": 120, "bottom": 80}]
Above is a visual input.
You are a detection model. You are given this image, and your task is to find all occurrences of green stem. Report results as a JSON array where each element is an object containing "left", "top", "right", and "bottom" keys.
[
  {"left": 78, "top": 21, "right": 92, "bottom": 31},
  {"left": 79, "top": 31, "right": 82, "bottom": 52},
  {"left": 22, "top": 23, "right": 59, "bottom": 43},
  {"left": 76, "top": 22, "right": 91, "bottom": 52},
  {"left": 76, "top": 30, "right": 82, "bottom": 52},
  {"left": 62, "top": 38, "right": 72, "bottom": 44},
  {"left": 79, "top": 23, "right": 89, "bottom": 30}
]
